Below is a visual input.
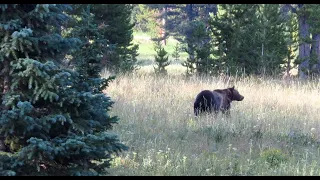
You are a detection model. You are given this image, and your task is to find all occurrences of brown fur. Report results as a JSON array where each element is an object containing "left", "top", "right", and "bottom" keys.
[{"left": 194, "top": 86, "right": 244, "bottom": 116}]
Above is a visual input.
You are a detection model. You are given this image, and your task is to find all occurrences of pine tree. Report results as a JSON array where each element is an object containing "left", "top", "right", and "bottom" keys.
[
  {"left": 283, "top": 10, "right": 299, "bottom": 77},
  {"left": 89, "top": 4, "right": 139, "bottom": 73},
  {"left": 0, "top": 4, "right": 127, "bottom": 176},
  {"left": 132, "top": 4, "right": 158, "bottom": 33},
  {"left": 306, "top": 4, "right": 320, "bottom": 75},
  {"left": 256, "top": 4, "right": 288, "bottom": 75},
  {"left": 209, "top": 4, "right": 288, "bottom": 76},
  {"left": 172, "top": 42, "right": 180, "bottom": 62},
  {"left": 182, "top": 20, "right": 213, "bottom": 76},
  {"left": 68, "top": 5, "right": 107, "bottom": 80},
  {"left": 153, "top": 42, "right": 170, "bottom": 75}
]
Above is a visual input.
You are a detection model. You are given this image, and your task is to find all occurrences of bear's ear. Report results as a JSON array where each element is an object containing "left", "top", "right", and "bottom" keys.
[{"left": 230, "top": 86, "right": 235, "bottom": 90}]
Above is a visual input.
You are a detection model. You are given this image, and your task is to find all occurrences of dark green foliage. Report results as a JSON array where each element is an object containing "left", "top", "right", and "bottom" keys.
[
  {"left": 182, "top": 20, "right": 214, "bottom": 76},
  {"left": 283, "top": 10, "right": 299, "bottom": 76},
  {"left": 68, "top": 4, "right": 139, "bottom": 74},
  {"left": 0, "top": 4, "right": 127, "bottom": 176},
  {"left": 172, "top": 42, "right": 180, "bottom": 62},
  {"left": 146, "top": 4, "right": 215, "bottom": 62},
  {"left": 135, "top": 4, "right": 319, "bottom": 78},
  {"left": 183, "top": 57, "right": 197, "bottom": 76},
  {"left": 257, "top": 4, "right": 288, "bottom": 75},
  {"left": 209, "top": 4, "right": 288, "bottom": 76},
  {"left": 89, "top": 4, "right": 139, "bottom": 73},
  {"left": 160, "top": 4, "right": 186, "bottom": 41},
  {"left": 153, "top": 42, "right": 170, "bottom": 75},
  {"left": 305, "top": 4, "right": 320, "bottom": 75},
  {"left": 68, "top": 5, "right": 108, "bottom": 88},
  {"left": 132, "top": 4, "right": 161, "bottom": 37},
  {"left": 132, "top": 4, "right": 151, "bottom": 33}
]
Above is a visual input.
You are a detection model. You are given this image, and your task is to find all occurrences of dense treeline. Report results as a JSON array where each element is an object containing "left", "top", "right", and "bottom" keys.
[{"left": 132, "top": 4, "right": 320, "bottom": 78}]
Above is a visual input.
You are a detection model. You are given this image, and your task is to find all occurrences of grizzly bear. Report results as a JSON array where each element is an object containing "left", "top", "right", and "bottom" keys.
[{"left": 193, "top": 86, "right": 244, "bottom": 116}]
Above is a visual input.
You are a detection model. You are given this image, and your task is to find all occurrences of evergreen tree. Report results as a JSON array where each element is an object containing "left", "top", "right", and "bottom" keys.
[
  {"left": 146, "top": 4, "right": 216, "bottom": 57},
  {"left": 306, "top": 4, "right": 320, "bottom": 75},
  {"left": 68, "top": 5, "right": 107, "bottom": 80},
  {"left": 182, "top": 20, "right": 213, "bottom": 76},
  {"left": 0, "top": 4, "right": 127, "bottom": 176},
  {"left": 153, "top": 42, "right": 170, "bottom": 75},
  {"left": 209, "top": 4, "right": 288, "bottom": 76},
  {"left": 131, "top": 4, "right": 157, "bottom": 33},
  {"left": 172, "top": 42, "right": 180, "bottom": 62},
  {"left": 182, "top": 57, "right": 197, "bottom": 76},
  {"left": 286, "top": 4, "right": 320, "bottom": 78},
  {"left": 257, "top": 4, "right": 288, "bottom": 75},
  {"left": 283, "top": 10, "right": 299, "bottom": 77},
  {"left": 90, "top": 4, "right": 139, "bottom": 73}
]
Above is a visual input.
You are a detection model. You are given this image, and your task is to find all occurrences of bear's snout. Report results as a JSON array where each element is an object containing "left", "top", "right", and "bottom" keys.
[{"left": 238, "top": 96, "right": 244, "bottom": 101}]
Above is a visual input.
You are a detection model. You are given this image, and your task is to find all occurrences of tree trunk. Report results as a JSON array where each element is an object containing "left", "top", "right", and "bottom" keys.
[
  {"left": 212, "top": 4, "right": 218, "bottom": 16},
  {"left": 186, "top": 4, "right": 195, "bottom": 22},
  {"left": 311, "top": 34, "right": 320, "bottom": 73},
  {"left": 0, "top": 59, "right": 10, "bottom": 152},
  {"left": 280, "top": 4, "right": 293, "bottom": 20},
  {"left": 298, "top": 12, "right": 311, "bottom": 79}
]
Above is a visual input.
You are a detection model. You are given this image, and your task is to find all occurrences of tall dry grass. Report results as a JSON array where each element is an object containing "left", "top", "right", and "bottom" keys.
[{"left": 102, "top": 65, "right": 320, "bottom": 176}]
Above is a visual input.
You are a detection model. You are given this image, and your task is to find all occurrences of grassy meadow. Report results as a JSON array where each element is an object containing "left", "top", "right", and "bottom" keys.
[
  {"left": 133, "top": 31, "right": 188, "bottom": 66},
  {"left": 101, "top": 33, "right": 320, "bottom": 176},
  {"left": 102, "top": 65, "right": 320, "bottom": 176}
]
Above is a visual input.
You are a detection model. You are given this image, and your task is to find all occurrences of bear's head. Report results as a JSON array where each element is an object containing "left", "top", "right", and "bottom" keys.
[{"left": 228, "top": 86, "right": 244, "bottom": 101}]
